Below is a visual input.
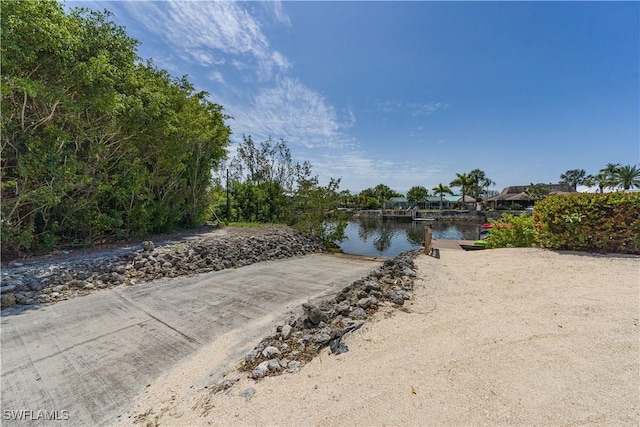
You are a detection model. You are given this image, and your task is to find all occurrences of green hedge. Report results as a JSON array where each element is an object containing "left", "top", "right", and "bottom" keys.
[{"left": 533, "top": 192, "right": 640, "bottom": 254}]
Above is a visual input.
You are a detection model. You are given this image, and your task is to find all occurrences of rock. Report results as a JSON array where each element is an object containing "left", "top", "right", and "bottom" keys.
[
  {"left": 252, "top": 361, "right": 270, "bottom": 379},
  {"left": 14, "top": 293, "right": 30, "bottom": 305},
  {"left": 84, "top": 283, "right": 95, "bottom": 290},
  {"left": 262, "top": 346, "right": 281, "bottom": 358},
  {"left": 26, "top": 281, "right": 43, "bottom": 292},
  {"left": 288, "top": 360, "right": 302, "bottom": 373},
  {"left": 267, "top": 359, "right": 282, "bottom": 372},
  {"left": 1, "top": 294, "right": 17, "bottom": 307},
  {"left": 281, "top": 324, "right": 292, "bottom": 339},
  {"left": 402, "top": 267, "right": 417, "bottom": 277},
  {"left": 312, "top": 331, "right": 332, "bottom": 344},
  {"left": 0, "top": 285, "right": 16, "bottom": 294},
  {"left": 68, "top": 279, "right": 85, "bottom": 289},
  {"left": 302, "top": 302, "right": 333, "bottom": 326},
  {"left": 357, "top": 297, "right": 377, "bottom": 309},
  {"left": 349, "top": 307, "right": 367, "bottom": 320},
  {"left": 142, "top": 241, "right": 155, "bottom": 252},
  {"left": 245, "top": 349, "right": 261, "bottom": 363},
  {"left": 77, "top": 271, "right": 91, "bottom": 281}
]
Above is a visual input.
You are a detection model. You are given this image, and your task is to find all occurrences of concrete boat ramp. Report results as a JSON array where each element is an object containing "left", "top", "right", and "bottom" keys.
[{"left": 1, "top": 253, "right": 381, "bottom": 426}]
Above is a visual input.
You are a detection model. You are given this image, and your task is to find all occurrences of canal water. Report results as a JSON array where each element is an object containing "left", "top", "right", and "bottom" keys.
[{"left": 337, "top": 218, "right": 481, "bottom": 258}]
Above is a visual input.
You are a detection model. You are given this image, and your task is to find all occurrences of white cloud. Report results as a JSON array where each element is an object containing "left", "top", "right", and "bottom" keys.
[
  {"left": 311, "top": 151, "right": 444, "bottom": 193},
  {"left": 209, "top": 71, "right": 225, "bottom": 85},
  {"left": 227, "top": 78, "right": 351, "bottom": 149},
  {"left": 112, "top": 1, "right": 354, "bottom": 163},
  {"left": 256, "top": 1, "right": 291, "bottom": 27},
  {"left": 120, "top": 0, "right": 288, "bottom": 77}
]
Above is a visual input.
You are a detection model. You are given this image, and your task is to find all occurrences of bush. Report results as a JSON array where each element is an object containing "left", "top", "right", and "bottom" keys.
[
  {"left": 533, "top": 192, "right": 640, "bottom": 254},
  {"left": 484, "top": 214, "right": 535, "bottom": 248}
]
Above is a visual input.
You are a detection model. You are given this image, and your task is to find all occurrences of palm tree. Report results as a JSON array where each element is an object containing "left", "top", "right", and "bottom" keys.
[
  {"left": 450, "top": 172, "right": 474, "bottom": 209},
  {"left": 614, "top": 165, "right": 640, "bottom": 190},
  {"left": 432, "top": 183, "right": 453, "bottom": 210},
  {"left": 599, "top": 163, "right": 621, "bottom": 190},
  {"left": 559, "top": 169, "right": 587, "bottom": 191},
  {"left": 584, "top": 173, "right": 609, "bottom": 193},
  {"left": 468, "top": 169, "right": 495, "bottom": 200}
]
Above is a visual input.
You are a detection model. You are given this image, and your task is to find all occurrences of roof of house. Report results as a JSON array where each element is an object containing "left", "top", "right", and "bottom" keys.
[{"left": 485, "top": 183, "right": 576, "bottom": 201}]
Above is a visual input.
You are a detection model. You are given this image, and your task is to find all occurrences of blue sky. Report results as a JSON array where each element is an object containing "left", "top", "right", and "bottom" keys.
[{"left": 69, "top": 1, "right": 639, "bottom": 194}]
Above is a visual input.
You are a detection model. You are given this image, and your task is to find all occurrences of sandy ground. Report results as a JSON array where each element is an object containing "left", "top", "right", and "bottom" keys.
[{"left": 122, "top": 248, "right": 639, "bottom": 427}]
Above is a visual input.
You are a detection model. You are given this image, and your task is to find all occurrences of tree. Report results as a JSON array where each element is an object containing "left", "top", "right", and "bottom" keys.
[
  {"left": 559, "top": 169, "right": 587, "bottom": 191},
  {"left": 1, "top": 1, "right": 230, "bottom": 256},
  {"left": 406, "top": 186, "right": 429, "bottom": 205},
  {"left": 226, "top": 136, "right": 299, "bottom": 223},
  {"left": 432, "top": 183, "right": 453, "bottom": 210},
  {"left": 374, "top": 184, "right": 402, "bottom": 205},
  {"left": 357, "top": 184, "right": 402, "bottom": 209},
  {"left": 613, "top": 165, "right": 640, "bottom": 190},
  {"left": 449, "top": 173, "right": 474, "bottom": 209},
  {"left": 468, "top": 169, "right": 495, "bottom": 200},
  {"left": 290, "top": 177, "right": 347, "bottom": 244},
  {"left": 524, "top": 183, "right": 551, "bottom": 201},
  {"left": 584, "top": 173, "right": 609, "bottom": 194},
  {"left": 596, "top": 163, "right": 621, "bottom": 191}
]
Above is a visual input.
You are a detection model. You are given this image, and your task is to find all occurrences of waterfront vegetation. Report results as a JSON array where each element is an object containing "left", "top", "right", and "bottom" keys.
[
  {"left": 485, "top": 192, "right": 640, "bottom": 254},
  {"left": 3, "top": 1, "right": 639, "bottom": 258}
]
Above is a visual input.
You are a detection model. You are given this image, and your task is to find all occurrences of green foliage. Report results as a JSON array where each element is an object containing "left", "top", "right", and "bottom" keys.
[
  {"left": 1, "top": 0, "right": 230, "bottom": 257},
  {"left": 484, "top": 214, "right": 536, "bottom": 248},
  {"left": 524, "top": 183, "right": 551, "bottom": 201},
  {"left": 468, "top": 169, "right": 495, "bottom": 201},
  {"left": 406, "top": 186, "right": 429, "bottom": 205},
  {"left": 533, "top": 193, "right": 640, "bottom": 254},
  {"left": 559, "top": 169, "right": 587, "bottom": 191},
  {"left": 614, "top": 165, "right": 640, "bottom": 190},
  {"left": 210, "top": 137, "right": 346, "bottom": 246},
  {"left": 432, "top": 183, "right": 453, "bottom": 210},
  {"left": 290, "top": 177, "right": 347, "bottom": 244}
]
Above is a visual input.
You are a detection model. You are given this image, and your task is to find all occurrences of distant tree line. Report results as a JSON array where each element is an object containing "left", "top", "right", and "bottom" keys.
[
  {"left": 560, "top": 164, "right": 640, "bottom": 192},
  {"left": 1, "top": 1, "right": 231, "bottom": 256},
  {"left": 335, "top": 169, "right": 496, "bottom": 210}
]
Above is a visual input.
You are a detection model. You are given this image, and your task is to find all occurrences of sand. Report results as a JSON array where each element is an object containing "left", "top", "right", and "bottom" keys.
[{"left": 122, "top": 248, "right": 639, "bottom": 427}]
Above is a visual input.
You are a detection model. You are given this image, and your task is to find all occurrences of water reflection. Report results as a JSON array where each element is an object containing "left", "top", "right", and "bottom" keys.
[{"left": 338, "top": 219, "right": 480, "bottom": 258}]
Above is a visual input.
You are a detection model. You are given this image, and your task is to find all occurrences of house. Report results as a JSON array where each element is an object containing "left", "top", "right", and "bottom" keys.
[
  {"left": 384, "top": 195, "right": 476, "bottom": 210},
  {"left": 484, "top": 184, "right": 575, "bottom": 210},
  {"left": 383, "top": 197, "right": 410, "bottom": 209}
]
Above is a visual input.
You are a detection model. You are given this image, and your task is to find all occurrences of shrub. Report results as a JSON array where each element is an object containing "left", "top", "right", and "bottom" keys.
[
  {"left": 484, "top": 214, "right": 535, "bottom": 248},
  {"left": 533, "top": 192, "right": 640, "bottom": 254}
]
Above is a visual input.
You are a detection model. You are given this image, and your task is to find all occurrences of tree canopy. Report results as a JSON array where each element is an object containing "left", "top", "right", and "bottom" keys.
[
  {"left": 1, "top": 0, "right": 230, "bottom": 256},
  {"left": 406, "top": 186, "right": 429, "bottom": 205}
]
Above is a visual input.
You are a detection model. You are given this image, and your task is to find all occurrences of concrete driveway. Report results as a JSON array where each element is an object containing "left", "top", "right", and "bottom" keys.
[{"left": 1, "top": 253, "right": 380, "bottom": 426}]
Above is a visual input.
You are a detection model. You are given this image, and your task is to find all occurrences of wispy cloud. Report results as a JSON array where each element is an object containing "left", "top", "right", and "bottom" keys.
[
  {"left": 120, "top": 1, "right": 289, "bottom": 79},
  {"left": 311, "top": 151, "right": 444, "bottom": 193},
  {"left": 377, "top": 100, "right": 449, "bottom": 116},
  {"left": 114, "top": 0, "right": 349, "bottom": 149},
  {"left": 227, "top": 77, "right": 352, "bottom": 149},
  {"left": 208, "top": 71, "right": 225, "bottom": 86}
]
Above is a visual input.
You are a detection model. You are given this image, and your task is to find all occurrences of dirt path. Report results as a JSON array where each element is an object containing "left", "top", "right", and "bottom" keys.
[{"left": 132, "top": 248, "right": 639, "bottom": 426}]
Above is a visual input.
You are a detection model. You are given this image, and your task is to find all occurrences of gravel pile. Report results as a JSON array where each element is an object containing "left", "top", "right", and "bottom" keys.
[
  {"left": 238, "top": 250, "right": 420, "bottom": 380},
  {"left": 1, "top": 227, "right": 324, "bottom": 309}
]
